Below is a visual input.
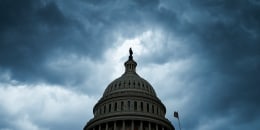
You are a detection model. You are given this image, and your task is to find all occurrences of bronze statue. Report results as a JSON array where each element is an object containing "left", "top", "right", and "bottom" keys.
[{"left": 129, "top": 48, "right": 133, "bottom": 56}]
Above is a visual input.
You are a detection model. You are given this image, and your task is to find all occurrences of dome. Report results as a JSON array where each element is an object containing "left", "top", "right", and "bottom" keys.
[
  {"left": 84, "top": 48, "right": 175, "bottom": 130},
  {"left": 103, "top": 56, "right": 157, "bottom": 98}
]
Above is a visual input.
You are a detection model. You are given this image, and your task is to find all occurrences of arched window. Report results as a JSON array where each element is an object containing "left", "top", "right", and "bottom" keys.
[
  {"left": 121, "top": 101, "right": 124, "bottom": 111},
  {"left": 109, "top": 104, "right": 111, "bottom": 112},
  {"left": 141, "top": 102, "right": 143, "bottom": 111},
  {"left": 128, "top": 101, "right": 131, "bottom": 111},
  {"left": 128, "top": 81, "right": 131, "bottom": 86},
  {"left": 134, "top": 101, "right": 137, "bottom": 111},
  {"left": 147, "top": 103, "right": 149, "bottom": 112},
  {"left": 114, "top": 102, "right": 117, "bottom": 111}
]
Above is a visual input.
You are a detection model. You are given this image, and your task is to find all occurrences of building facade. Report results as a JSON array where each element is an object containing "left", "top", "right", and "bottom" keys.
[{"left": 84, "top": 49, "right": 175, "bottom": 130}]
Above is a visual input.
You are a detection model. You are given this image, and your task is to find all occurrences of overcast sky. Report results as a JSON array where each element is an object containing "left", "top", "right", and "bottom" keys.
[{"left": 0, "top": 0, "right": 260, "bottom": 130}]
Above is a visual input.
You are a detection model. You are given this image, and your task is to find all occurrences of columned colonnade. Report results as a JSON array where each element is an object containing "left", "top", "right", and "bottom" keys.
[{"left": 91, "top": 120, "right": 168, "bottom": 130}]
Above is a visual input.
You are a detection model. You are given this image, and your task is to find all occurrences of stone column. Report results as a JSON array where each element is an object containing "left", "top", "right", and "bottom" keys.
[
  {"left": 99, "top": 125, "right": 101, "bottom": 130},
  {"left": 114, "top": 121, "right": 116, "bottom": 130},
  {"left": 140, "top": 121, "right": 143, "bottom": 130},
  {"left": 123, "top": 120, "right": 125, "bottom": 130},
  {"left": 156, "top": 124, "right": 158, "bottom": 130},
  {"left": 106, "top": 123, "right": 108, "bottom": 130},
  {"left": 148, "top": 122, "right": 151, "bottom": 130},
  {"left": 131, "top": 120, "right": 134, "bottom": 130}
]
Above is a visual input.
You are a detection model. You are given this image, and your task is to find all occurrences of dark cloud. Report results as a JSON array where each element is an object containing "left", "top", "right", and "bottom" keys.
[
  {"left": 155, "top": 0, "right": 260, "bottom": 130},
  {"left": 0, "top": 0, "right": 260, "bottom": 130},
  {"left": 0, "top": 0, "right": 163, "bottom": 85},
  {"left": 0, "top": 0, "right": 110, "bottom": 85},
  {"left": 0, "top": 0, "right": 75, "bottom": 83}
]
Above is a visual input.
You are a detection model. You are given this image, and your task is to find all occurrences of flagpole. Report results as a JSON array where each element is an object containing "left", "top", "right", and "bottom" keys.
[
  {"left": 174, "top": 111, "right": 182, "bottom": 130},
  {"left": 177, "top": 117, "right": 181, "bottom": 130}
]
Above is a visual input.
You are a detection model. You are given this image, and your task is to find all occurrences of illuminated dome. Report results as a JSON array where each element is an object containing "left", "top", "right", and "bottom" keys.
[{"left": 84, "top": 48, "right": 175, "bottom": 130}]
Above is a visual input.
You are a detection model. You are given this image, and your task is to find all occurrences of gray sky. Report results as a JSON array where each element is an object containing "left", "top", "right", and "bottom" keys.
[{"left": 0, "top": 0, "right": 260, "bottom": 130}]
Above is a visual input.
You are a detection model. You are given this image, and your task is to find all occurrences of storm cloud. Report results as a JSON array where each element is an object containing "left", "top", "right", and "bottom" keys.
[{"left": 0, "top": 0, "right": 259, "bottom": 130}]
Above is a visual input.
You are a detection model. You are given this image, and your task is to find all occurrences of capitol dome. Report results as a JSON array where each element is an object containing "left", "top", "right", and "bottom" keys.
[{"left": 84, "top": 48, "right": 175, "bottom": 130}]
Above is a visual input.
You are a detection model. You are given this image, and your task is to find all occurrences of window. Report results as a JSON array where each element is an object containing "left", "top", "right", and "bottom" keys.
[
  {"left": 134, "top": 101, "right": 137, "bottom": 111},
  {"left": 109, "top": 104, "right": 111, "bottom": 112},
  {"left": 152, "top": 105, "right": 154, "bottom": 113},
  {"left": 104, "top": 105, "right": 106, "bottom": 113},
  {"left": 141, "top": 102, "right": 143, "bottom": 111},
  {"left": 114, "top": 102, "right": 117, "bottom": 111},
  {"left": 128, "top": 101, "right": 131, "bottom": 110},
  {"left": 147, "top": 103, "right": 149, "bottom": 112},
  {"left": 121, "top": 101, "right": 124, "bottom": 111}
]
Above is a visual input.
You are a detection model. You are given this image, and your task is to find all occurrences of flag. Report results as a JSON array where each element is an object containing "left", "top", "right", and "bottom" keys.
[{"left": 174, "top": 111, "right": 179, "bottom": 119}]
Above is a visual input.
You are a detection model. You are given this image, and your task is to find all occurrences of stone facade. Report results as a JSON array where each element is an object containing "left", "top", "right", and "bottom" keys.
[{"left": 84, "top": 50, "right": 175, "bottom": 130}]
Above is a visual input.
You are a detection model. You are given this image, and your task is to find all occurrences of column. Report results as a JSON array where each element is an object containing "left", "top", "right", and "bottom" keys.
[
  {"left": 131, "top": 120, "right": 134, "bottom": 130},
  {"left": 148, "top": 122, "right": 151, "bottom": 130},
  {"left": 106, "top": 123, "right": 108, "bottom": 130},
  {"left": 140, "top": 121, "right": 143, "bottom": 130},
  {"left": 99, "top": 125, "right": 101, "bottom": 130},
  {"left": 156, "top": 124, "right": 158, "bottom": 130},
  {"left": 114, "top": 121, "right": 116, "bottom": 130},
  {"left": 123, "top": 120, "right": 125, "bottom": 130},
  {"left": 162, "top": 127, "right": 164, "bottom": 130}
]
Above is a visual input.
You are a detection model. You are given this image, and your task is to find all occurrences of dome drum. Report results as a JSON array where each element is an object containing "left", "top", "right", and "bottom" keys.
[{"left": 93, "top": 97, "right": 167, "bottom": 118}]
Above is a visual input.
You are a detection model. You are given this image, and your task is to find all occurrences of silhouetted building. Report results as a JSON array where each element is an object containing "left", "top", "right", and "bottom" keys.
[{"left": 84, "top": 49, "right": 175, "bottom": 130}]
